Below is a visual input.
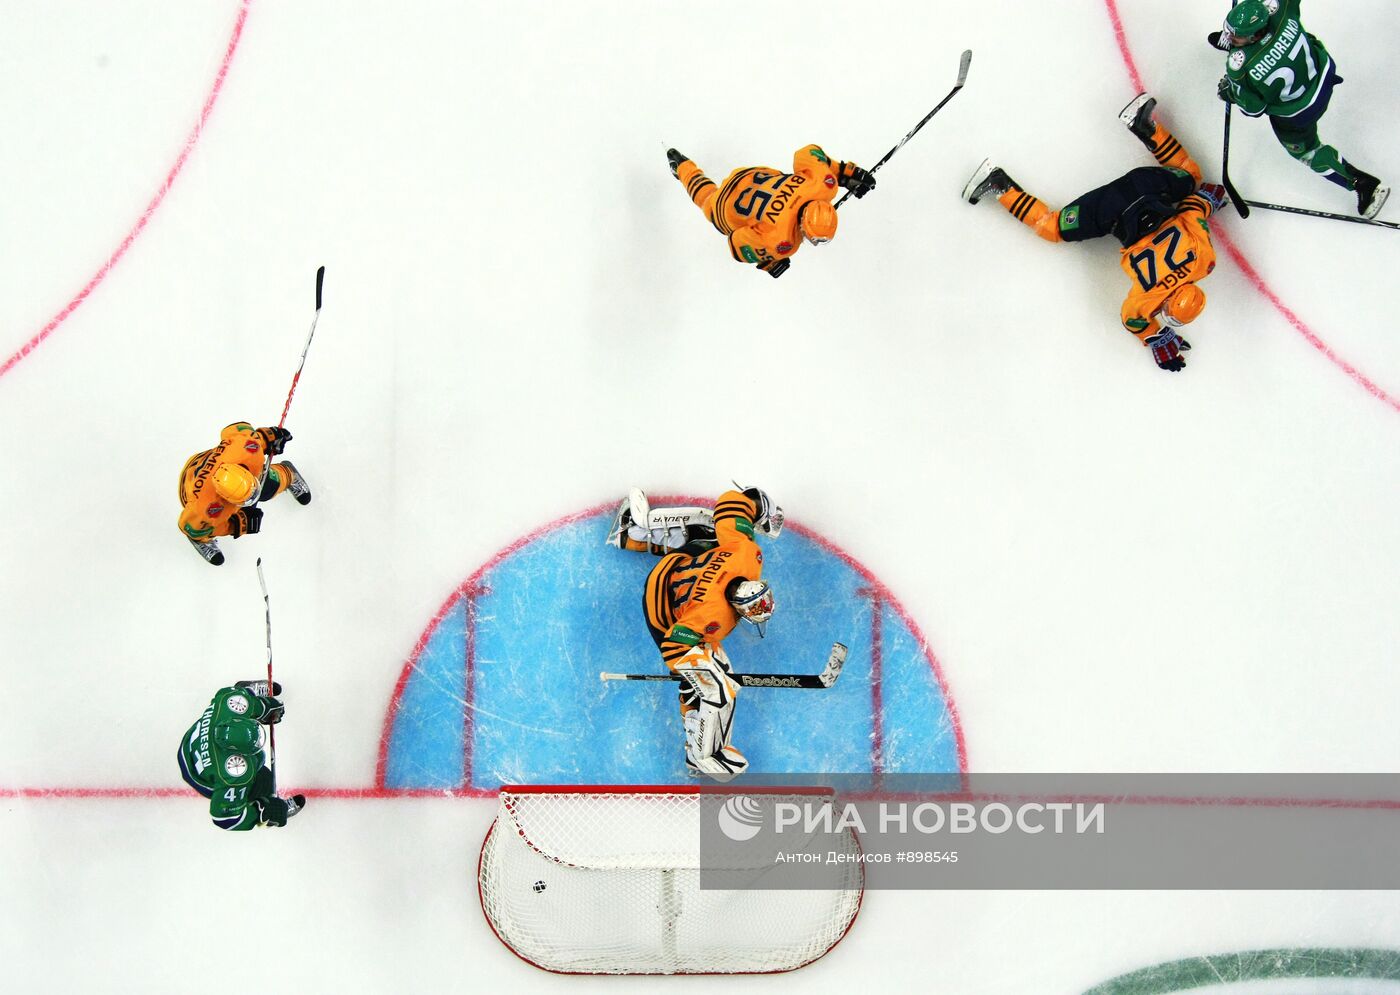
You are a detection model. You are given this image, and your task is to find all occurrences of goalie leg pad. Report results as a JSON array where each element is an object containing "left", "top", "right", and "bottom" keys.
[
  {"left": 642, "top": 505, "right": 714, "bottom": 553},
  {"left": 673, "top": 646, "right": 747, "bottom": 781}
]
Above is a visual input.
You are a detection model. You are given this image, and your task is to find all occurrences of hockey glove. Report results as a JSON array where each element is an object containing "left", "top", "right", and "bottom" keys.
[
  {"left": 1216, "top": 77, "right": 1236, "bottom": 105},
  {"left": 236, "top": 679, "right": 283, "bottom": 697},
  {"left": 1146, "top": 329, "right": 1191, "bottom": 372},
  {"left": 740, "top": 486, "right": 784, "bottom": 537},
  {"left": 666, "top": 148, "right": 688, "bottom": 178},
  {"left": 837, "top": 162, "right": 876, "bottom": 199},
  {"left": 1196, "top": 183, "right": 1229, "bottom": 213},
  {"left": 258, "top": 697, "right": 285, "bottom": 725},
  {"left": 257, "top": 794, "right": 305, "bottom": 828},
  {"left": 227, "top": 506, "right": 264, "bottom": 538},
  {"left": 260, "top": 426, "right": 292, "bottom": 456},
  {"left": 760, "top": 258, "right": 790, "bottom": 279}
]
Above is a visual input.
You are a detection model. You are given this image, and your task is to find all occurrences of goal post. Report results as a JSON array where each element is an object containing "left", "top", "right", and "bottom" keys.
[{"left": 477, "top": 784, "right": 864, "bottom": 975}]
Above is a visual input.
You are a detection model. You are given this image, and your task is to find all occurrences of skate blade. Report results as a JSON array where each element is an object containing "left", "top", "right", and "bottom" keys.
[
  {"left": 961, "top": 157, "right": 993, "bottom": 204},
  {"left": 1363, "top": 185, "right": 1391, "bottom": 221},
  {"left": 1118, "top": 92, "right": 1153, "bottom": 126}
]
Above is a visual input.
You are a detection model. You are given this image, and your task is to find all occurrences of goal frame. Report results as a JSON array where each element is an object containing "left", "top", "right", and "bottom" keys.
[{"left": 476, "top": 784, "right": 865, "bottom": 976}]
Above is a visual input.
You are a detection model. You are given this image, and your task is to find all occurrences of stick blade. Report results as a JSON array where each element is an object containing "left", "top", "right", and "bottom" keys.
[
  {"left": 820, "top": 642, "right": 849, "bottom": 688},
  {"left": 955, "top": 49, "right": 972, "bottom": 86},
  {"left": 315, "top": 266, "right": 325, "bottom": 309}
]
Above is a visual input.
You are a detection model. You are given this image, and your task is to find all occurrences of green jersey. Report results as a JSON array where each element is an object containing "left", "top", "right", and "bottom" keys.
[
  {"left": 1223, "top": 0, "right": 1332, "bottom": 119},
  {"left": 178, "top": 686, "right": 275, "bottom": 831}
]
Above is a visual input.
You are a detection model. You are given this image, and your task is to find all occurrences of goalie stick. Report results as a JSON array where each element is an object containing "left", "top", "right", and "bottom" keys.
[
  {"left": 601, "top": 642, "right": 848, "bottom": 689},
  {"left": 277, "top": 266, "right": 326, "bottom": 428},
  {"left": 833, "top": 49, "right": 972, "bottom": 210}
]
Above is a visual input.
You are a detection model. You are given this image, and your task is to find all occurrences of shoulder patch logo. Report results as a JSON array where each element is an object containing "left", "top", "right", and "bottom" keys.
[
  {"left": 223, "top": 754, "right": 248, "bottom": 778},
  {"left": 756, "top": 549, "right": 763, "bottom": 564},
  {"left": 226, "top": 693, "right": 249, "bottom": 715},
  {"left": 704, "top": 622, "right": 721, "bottom": 635},
  {"left": 1061, "top": 206, "right": 1081, "bottom": 231},
  {"left": 1229, "top": 50, "right": 1246, "bottom": 71},
  {"left": 777, "top": 241, "right": 793, "bottom": 254}
]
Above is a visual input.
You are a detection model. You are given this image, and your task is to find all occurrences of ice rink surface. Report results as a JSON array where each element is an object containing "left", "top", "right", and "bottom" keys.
[{"left": 1, "top": 1, "right": 1398, "bottom": 992}]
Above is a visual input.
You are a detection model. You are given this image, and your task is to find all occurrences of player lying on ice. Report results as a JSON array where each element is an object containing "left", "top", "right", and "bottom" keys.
[
  {"left": 606, "top": 486, "right": 784, "bottom": 781},
  {"left": 963, "top": 95, "right": 1226, "bottom": 373},
  {"left": 177, "top": 422, "right": 312, "bottom": 565},
  {"left": 667, "top": 144, "right": 875, "bottom": 278},
  {"left": 177, "top": 681, "right": 305, "bottom": 830}
]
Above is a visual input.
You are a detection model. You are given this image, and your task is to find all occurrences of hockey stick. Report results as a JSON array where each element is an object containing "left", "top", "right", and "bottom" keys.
[
  {"left": 277, "top": 266, "right": 325, "bottom": 428},
  {"left": 833, "top": 49, "right": 972, "bottom": 210},
  {"left": 1222, "top": 101, "right": 1249, "bottom": 218},
  {"left": 601, "top": 642, "right": 848, "bottom": 689},
  {"left": 1240, "top": 200, "right": 1399, "bottom": 229},
  {"left": 1220, "top": 1, "right": 1250, "bottom": 218},
  {"left": 256, "top": 557, "right": 276, "bottom": 762}
]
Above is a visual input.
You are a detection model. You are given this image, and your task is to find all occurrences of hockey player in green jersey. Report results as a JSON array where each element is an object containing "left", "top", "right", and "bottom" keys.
[
  {"left": 177, "top": 681, "right": 305, "bottom": 831},
  {"left": 1213, "top": 0, "right": 1388, "bottom": 219}
]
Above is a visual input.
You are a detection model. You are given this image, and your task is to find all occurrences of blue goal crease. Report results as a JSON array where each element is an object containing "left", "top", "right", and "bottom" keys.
[{"left": 383, "top": 512, "right": 959, "bottom": 790}]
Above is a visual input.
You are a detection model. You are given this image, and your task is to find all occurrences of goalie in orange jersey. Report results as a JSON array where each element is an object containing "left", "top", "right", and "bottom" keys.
[
  {"left": 667, "top": 144, "right": 875, "bottom": 278},
  {"left": 963, "top": 94, "right": 1227, "bottom": 372},
  {"left": 177, "top": 422, "right": 312, "bottom": 566},
  {"left": 605, "top": 485, "right": 784, "bottom": 780}
]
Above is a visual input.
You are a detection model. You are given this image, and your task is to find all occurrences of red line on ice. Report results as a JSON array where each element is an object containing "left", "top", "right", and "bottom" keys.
[
  {"left": 1102, "top": 0, "right": 1400, "bottom": 414},
  {"left": 858, "top": 586, "right": 887, "bottom": 778},
  {"left": 0, "top": 0, "right": 251, "bottom": 381}
]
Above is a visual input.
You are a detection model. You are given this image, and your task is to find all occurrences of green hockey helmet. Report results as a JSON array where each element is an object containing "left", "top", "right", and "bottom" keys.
[
  {"left": 1225, "top": 1, "right": 1272, "bottom": 44},
  {"left": 213, "top": 717, "right": 263, "bottom": 754}
]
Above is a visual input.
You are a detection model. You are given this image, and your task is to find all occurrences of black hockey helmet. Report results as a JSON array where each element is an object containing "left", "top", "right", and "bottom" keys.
[{"left": 1113, "top": 195, "right": 1178, "bottom": 247}]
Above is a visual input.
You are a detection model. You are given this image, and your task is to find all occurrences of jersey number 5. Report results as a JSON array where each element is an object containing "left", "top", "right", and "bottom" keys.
[{"left": 1129, "top": 226, "right": 1196, "bottom": 291}]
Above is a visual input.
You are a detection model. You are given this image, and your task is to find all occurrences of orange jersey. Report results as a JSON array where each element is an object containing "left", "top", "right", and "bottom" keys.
[
  {"left": 177, "top": 423, "right": 275, "bottom": 542},
  {"left": 1119, "top": 191, "right": 1217, "bottom": 342},
  {"left": 675, "top": 145, "right": 844, "bottom": 268},
  {"left": 644, "top": 491, "right": 765, "bottom": 669}
]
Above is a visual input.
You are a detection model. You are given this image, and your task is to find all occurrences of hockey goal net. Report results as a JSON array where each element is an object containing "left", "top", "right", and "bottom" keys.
[{"left": 477, "top": 785, "right": 863, "bottom": 975}]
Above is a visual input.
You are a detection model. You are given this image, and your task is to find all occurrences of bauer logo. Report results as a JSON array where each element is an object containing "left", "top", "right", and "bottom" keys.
[{"left": 716, "top": 795, "right": 766, "bottom": 841}]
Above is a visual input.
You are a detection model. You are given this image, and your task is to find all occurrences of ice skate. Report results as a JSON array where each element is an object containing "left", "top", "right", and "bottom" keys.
[
  {"left": 1119, "top": 92, "right": 1157, "bottom": 142},
  {"left": 962, "top": 158, "right": 1018, "bottom": 205},
  {"left": 1354, "top": 169, "right": 1390, "bottom": 220},
  {"left": 279, "top": 461, "right": 312, "bottom": 506}
]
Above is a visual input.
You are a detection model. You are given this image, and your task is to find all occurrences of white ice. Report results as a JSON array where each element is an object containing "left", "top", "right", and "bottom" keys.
[{"left": 1, "top": 1, "right": 1398, "bottom": 992}]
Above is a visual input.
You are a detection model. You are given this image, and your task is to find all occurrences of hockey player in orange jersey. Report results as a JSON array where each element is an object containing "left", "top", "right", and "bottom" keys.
[
  {"left": 177, "top": 422, "right": 311, "bottom": 566},
  {"left": 963, "top": 95, "right": 1225, "bottom": 372},
  {"left": 668, "top": 145, "right": 875, "bottom": 278},
  {"left": 605, "top": 485, "right": 784, "bottom": 780}
]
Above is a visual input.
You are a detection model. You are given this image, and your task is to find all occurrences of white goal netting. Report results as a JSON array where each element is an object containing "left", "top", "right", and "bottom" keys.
[{"left": 477, "top": 785, "right": 863, "bottom": 975}]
